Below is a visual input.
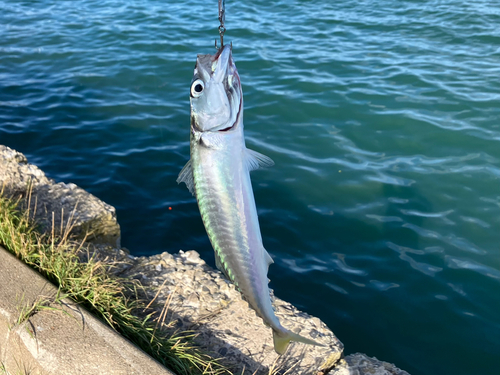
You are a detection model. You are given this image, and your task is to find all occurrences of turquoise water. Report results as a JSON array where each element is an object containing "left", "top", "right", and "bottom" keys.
[{"left": 1, "top": 1, "right": 499, "bottom": 374}]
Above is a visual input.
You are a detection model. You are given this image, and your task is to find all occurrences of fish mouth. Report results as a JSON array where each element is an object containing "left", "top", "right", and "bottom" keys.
[
  {"left": 213, "top": 46, "right": 241, "bottom": 132},
  {"left": 212, "top": 45, "right": 231, "bottom": 83},
  {"left": 191, "top": 106, "right": 240, "bottom": 134},
  {"left": 216, "top": 95, "right": 241, "bottom": 132}
]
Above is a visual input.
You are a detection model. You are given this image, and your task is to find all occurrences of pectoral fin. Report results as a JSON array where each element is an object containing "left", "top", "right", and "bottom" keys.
[
  {"left": 245, "top": 148, "right": 274, "bottom": 172},
  {"left": 176, "top": 160, "right": 195, "bottom": 196}
]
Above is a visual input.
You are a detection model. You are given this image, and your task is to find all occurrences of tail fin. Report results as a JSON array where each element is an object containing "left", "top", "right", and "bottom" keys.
[{"left": 273, "top": 329, "right": 325, "bottom": 355}]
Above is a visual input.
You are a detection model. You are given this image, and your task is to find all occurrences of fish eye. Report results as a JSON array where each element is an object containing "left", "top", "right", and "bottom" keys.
[{"left": 191, "top": 79, "right": 204, "bottom": 97}]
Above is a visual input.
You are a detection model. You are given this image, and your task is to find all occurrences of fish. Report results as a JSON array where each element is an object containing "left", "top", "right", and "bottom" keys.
[{"left": 177, "top": 44, "right": 322, "bottom": 355}]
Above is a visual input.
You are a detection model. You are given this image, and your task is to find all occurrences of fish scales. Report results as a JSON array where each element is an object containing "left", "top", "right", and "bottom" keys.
[{"left": 193, "top": 137, "right": 260, "bottom": 294}]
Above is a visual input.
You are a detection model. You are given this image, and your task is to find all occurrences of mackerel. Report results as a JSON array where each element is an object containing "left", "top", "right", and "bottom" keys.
[{"left": 177, "top": 45, "right": 322, "bottom": 354}]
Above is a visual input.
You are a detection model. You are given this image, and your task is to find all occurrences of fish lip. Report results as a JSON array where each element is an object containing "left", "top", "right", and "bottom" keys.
[
  {"left": 214, "top": 46, "right": 241, "bottom": 132},
  {"left": 212, "top": 45, "right": 231, "bottom": 82},
  {"left": 195, "top": 45, "right": 231, "bottom": 81}
]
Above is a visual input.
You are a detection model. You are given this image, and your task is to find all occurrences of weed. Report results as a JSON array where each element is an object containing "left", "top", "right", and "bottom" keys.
[
  {"left": 0, "top": 194, "right": 230, "bottom": 375},
  {"left": 0, "top": 360, "right": 33, "bottom": 375}
]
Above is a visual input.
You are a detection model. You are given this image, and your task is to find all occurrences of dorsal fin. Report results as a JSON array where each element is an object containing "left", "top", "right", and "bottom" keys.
[
  {"left": 176, "top": 160, "right": 195, "bottom": 196},
  {"left": 245, "top": 148, "right": 274, "bottom": 172}
]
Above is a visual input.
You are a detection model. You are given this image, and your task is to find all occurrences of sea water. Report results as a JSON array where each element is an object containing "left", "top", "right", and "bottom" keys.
[{"left": 1, "top": 1, "right": 499, "bottom": 374}]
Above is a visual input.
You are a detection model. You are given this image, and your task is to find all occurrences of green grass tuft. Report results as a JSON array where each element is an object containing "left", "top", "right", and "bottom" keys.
[{"left": 0, "top": 194, "right": 230, "bottom": 375}]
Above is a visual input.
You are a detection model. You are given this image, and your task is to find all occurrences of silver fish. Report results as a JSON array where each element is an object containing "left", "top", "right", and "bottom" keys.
[{"left": 177, "top": 45, "right": 322, "bottom": 354}]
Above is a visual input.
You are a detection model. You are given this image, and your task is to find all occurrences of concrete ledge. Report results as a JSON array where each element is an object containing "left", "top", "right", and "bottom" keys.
[
  {"left": 0, "top": 145, "right": 121, "bottom": 248},
  {"left": 0, "top": 246, "right": 174, "bottom": 375}
]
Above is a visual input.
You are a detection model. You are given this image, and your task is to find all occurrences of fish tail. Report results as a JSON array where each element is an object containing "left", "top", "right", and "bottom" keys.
[{"left": 272, "top": 328, "right": 325, "bottom": 355}]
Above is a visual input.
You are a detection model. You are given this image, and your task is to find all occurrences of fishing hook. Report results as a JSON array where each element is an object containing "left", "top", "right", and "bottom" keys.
[{"left": 215, "top": 0, "right": 226, "bottom": 49}]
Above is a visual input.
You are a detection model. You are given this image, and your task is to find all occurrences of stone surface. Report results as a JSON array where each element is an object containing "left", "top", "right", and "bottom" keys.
[
  {"left": 0, "top": 145, "right": 121, "bottom": 247},
  {"left": 0, "top": 246, "right": 174, "bottom": 375},
  {"left": 124, "top": 250, "right": 344, "bottom": 374},
  {"left": 341, "top": 353, "right": 412, "bottom": 375}
]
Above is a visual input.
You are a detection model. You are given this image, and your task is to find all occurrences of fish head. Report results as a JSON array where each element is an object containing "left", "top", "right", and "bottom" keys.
[{"left": 190, "top": 45, "right": 242, "bottom": 133}]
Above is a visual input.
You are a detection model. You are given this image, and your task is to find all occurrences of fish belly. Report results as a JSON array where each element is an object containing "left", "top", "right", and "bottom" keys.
[{"left": 192, "top": 144, "right": 278, "bottom": 326}]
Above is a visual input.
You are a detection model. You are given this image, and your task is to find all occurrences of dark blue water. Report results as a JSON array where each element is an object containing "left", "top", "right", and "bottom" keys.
[{"left": 1, "top": 1, "right": 499, "bottom": 374}]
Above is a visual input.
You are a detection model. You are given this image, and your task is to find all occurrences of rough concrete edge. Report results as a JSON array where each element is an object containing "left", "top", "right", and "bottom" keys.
[
  {"left": 345, "top": 353, "right": 412, "bottom": 375},
  {"left": 0, "top": 245, "right": 175, "bottom": 375},
  {"left": 0, "top": 145, "right": 121, "bottom": 249}
]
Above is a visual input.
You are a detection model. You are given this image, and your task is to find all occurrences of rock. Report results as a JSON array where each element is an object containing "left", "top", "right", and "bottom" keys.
[
  {"left": 179, "top": 249, "right": 206, "bottom": 265},
  {"left": 335, "top": 353, "right": 411, "bottom": 375},
  {"left": 0, "top": 146, "right": 51, "bottom": 189},
  {"left": 80, "top": 244, "right": 134, "bottom": 276},
  {"left": 0, "top": 145, "right": 121, "bottom": 248},
  {"left": 326, "top": 359, "right": 351, "bottom": 375},
  {"left": 161, "top": 251, "right": 174, "bottom": 261},
  {"left": 184, "top": 292, "right": 200, "bottom": 308},
  {"left": 123, "top": 249, "right": 344, "bottom": 375}
]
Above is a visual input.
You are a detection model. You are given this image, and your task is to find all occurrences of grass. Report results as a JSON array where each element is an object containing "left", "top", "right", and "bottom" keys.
[
  {"left": 1, "top": 357, "right": 39, "bottom": 375},
  {"left": 0, "top": 193, "right": 230, "bottom": 375},
  {"left": 0, "top": 362, "right": 27, "bottom": 375},
  {"left": 13, "top": 293, "right": 68, "bottom": 329}
]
